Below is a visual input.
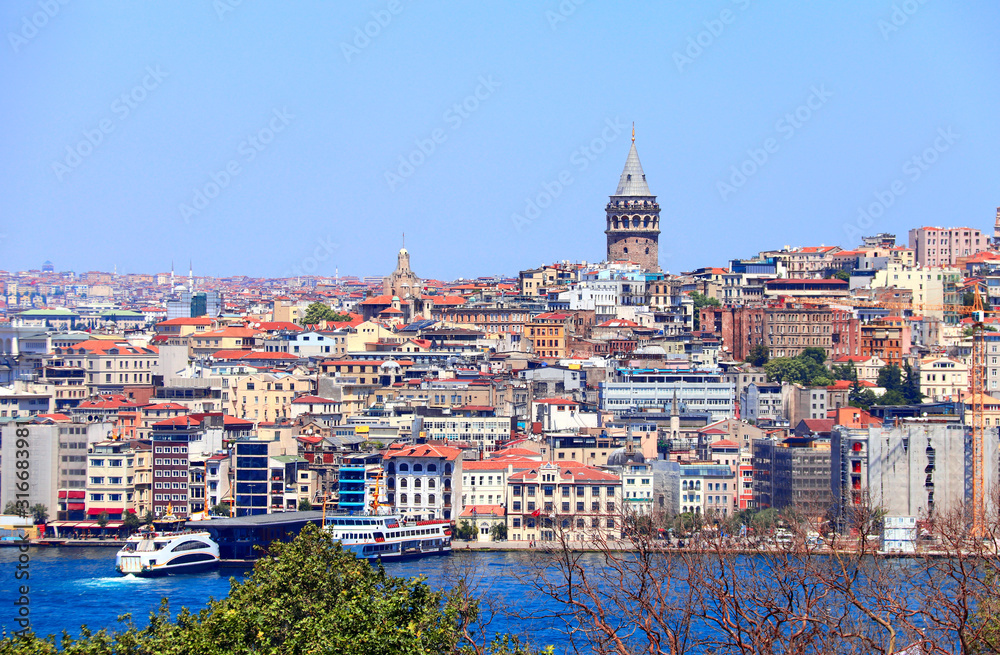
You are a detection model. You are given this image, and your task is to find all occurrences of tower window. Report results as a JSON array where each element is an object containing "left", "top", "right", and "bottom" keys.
[
  {"left": 645, "top": 247, "right": 649, "bottom": 254},
  {"left": 624, "top": 247, "right": 628, "bottom": 254}
]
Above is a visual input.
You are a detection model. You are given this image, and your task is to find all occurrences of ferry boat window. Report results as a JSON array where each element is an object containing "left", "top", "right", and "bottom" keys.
[{"left": 173, "top": 540, "right": 210, "bottom": 552}]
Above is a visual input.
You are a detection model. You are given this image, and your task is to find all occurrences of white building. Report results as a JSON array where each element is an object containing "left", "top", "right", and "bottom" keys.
[{"left": 384, "top": 443, "right": 463, "bottom": 521}]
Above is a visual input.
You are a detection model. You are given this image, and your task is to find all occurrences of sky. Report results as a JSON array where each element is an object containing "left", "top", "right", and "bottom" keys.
[{"left": 1, "top": 1, "right": 999, "bottom": 281}]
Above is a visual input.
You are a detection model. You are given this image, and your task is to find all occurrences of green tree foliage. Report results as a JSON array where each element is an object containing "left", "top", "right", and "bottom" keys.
[
  {"left": 849, "top": 379, "right": 878, "bottom": 410},
  {"left": 142, "top": 511, "right": 155, "bottom": 525},
  {"left": 689, "top": 292, "right": 720, "bottom": 330},
  {"left": 831, "top": 360, "right": 858, "bottom": 382},
  {"left": 745, "top": 344, "right": 769, "bottom": 367},
  {"left": 297, "top": 499, "right": 312, "bottom": 511},
  {"left": 29, "top": 504, "right": 48, "bottom": 523},
  {"left": 96, "top": 511, "right": 109, "bottom": 528},
  {"left": 301, "top": 302, "right": 350, "bottom": 326},
  {"left": 764, "top": 350, "right": 832, "bottom": 386},
  {"left": 831, "top": 269, "right": 850, "bottom": 281},
  {"left": 209, "top": 504, "right": 230, "bottom": 517},
  {"left": 455, "top": 520, "right": 478, "bottom": 541},
  {"left": 0, "top": 523, "right": 538, "bottom": 654},
  {"left": 122, "top": 512, "right": 141, "bottom": 532},
  {"left": 877, "top": 364, "right": 903, "bottom": 392},
  {"left": 2, "top": 501, "right": 21, "bottom": 516},
  {"left": 799, "top": 347, "right": 827, "bottom": 367},
  {"left": 873, "top": 363, "right": 923, "bottom": 406},
  {"left": 902, "top": 361, "right": 923, "bottom": 404},
  {"left": 489, "top": 522, "right": 508, "bottom": 541}
]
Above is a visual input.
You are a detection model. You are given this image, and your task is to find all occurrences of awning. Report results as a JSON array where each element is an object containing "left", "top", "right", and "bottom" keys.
[
  {"left": 88, "top": 508, "right": 125, "bottom": 516},
  {"left": 58, "top": 491, "right": 85, "bottom": 499},
  {"left": 67, "top": 503, "right": 85, "bottom": 511},
  {"left": 76, "top": 522, "right": 99, "bottom": 529}
]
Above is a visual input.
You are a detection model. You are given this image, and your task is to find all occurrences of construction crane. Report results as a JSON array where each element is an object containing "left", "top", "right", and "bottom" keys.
[{"left": 969, "top": 286, "right": 987, "bottom": 538}]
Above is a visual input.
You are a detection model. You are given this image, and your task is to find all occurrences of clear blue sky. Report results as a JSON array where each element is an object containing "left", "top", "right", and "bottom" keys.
[{"left": 2, "top": 1, "right": 998, "bottom": 280}]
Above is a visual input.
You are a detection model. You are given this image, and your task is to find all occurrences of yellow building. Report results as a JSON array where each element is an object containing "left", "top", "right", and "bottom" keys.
[
  {"left": 230, "top": 373, "right": 314, "bottom": 422},
  {"left": 526, "top": 312, "right": 569, "bottom": 359}
]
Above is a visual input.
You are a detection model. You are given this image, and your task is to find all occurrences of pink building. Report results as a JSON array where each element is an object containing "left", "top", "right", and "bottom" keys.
[{"left": 908, "top": 226, "right": 987, "bottom": 267}]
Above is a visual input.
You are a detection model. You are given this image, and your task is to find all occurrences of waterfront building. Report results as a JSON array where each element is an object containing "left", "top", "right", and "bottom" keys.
[
  {"left": 383, "top": 443, "right": 462, "bottom": 521},
  {"left": 85, "top": 439, "right": 137, "bottom": 522},
  {"left": 506, "top": 461, "right": 623, "bottom": 542},
  {"left": 752, "top": 435, "right": 832, "bottom": 525}
]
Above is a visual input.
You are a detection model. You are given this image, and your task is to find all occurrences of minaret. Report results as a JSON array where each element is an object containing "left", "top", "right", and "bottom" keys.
[
  {"left": 188, "top": 260, "right": 194, "bottom": 291},
  {"left": 170, "top": 261, "right": 175, "bottom": 289},
  {"left": 605, "top": 126, "right": 661, "bottom": 271}
]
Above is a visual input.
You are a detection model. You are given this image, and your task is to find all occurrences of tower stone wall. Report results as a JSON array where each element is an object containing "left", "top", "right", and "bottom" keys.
[{"left": 605, "top": 138, "right": 660, "bottom": 271}]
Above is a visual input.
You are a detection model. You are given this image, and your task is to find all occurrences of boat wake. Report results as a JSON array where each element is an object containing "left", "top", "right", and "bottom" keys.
[{"left": 80, "top": 574, "right": 148, "bottom": 587}]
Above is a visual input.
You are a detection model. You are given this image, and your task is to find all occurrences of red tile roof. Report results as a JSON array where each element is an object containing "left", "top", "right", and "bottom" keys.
[
  {"left": 383, "top": 444, "right": 462, "bottom": 461},
  {"left": 211, "top": 350, "right": 299, "bottom": 361},
  {"left": 459, "top": 505, "right": 505, "bottom": 518}
]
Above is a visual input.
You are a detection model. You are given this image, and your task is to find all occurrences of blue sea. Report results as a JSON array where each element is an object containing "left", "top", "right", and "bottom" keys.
[{"left": 0, "top": 546, "right": 565, "bottom": 648}]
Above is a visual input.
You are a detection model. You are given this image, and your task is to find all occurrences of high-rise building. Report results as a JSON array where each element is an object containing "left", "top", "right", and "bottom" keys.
[
  {"left": 605, "top": 133, "right": 660, "bottom": 272},
  {"left": 908, "top": 226, "right": 987, "bottom": 267}
]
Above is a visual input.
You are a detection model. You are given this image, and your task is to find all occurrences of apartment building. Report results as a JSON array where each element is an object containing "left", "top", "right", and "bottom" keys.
[
  {"left": 909, "top": 227, "right": 987, "bottom": 267},
  {"left": 506, "top": 461, "right": 622, "bottom": 542},
  {"left": 85, "top": 440, "right": 137, "bottom": 521},
  {"left": 384, "top": 443, "right": 462, "bottom": 521}
]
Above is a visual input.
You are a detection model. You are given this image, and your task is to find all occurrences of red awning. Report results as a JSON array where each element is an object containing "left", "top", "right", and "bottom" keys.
[
  {"left": 58, "top": 490, "right": 85, "bottom": 499},
  {"left": 76, "top": 522, "right": 98, "bottom": 529},
  {"left": 67, "top": 503, "right": 85, "bottom": 510},
  {"left": 87, "top": 508, "right": 125, "bottom": 516}
]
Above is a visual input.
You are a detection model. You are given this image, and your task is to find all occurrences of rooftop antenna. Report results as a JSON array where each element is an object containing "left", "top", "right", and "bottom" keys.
[{"left": 632, "top": 122, "right": 635, "bottom": 143}]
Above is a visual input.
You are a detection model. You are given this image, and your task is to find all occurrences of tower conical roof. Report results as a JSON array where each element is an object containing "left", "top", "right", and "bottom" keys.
[{"left": 613, "top": 142, "right": 652, "bottom": 196}]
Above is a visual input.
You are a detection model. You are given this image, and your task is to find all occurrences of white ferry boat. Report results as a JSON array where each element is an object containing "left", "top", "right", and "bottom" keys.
[
  {"left": 325, "top": 514, "right": 452, "bottom": 560},
  {"left": 115, "top": 527, "right": 220, "bottom": 576}
]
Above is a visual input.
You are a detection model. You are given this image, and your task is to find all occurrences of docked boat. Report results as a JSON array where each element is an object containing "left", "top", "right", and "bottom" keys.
[
  {"left": 325, "top": 514, "right": 452, "bottom": 560},
  {"left": 115, "top": 527, "right": 220, "bottom": 576}
]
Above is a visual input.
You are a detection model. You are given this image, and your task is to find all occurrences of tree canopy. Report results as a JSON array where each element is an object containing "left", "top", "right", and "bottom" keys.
[
  {"left": 745, "top": 344, "right": 769, "bottom": 367},
  {"left": 301, "top": 302, "right": 351, "bottom": 326},
  {"left": 764, "top": 350, "right": 832, "bottom": 386},
  {"left": 0, "top": 523, "right": 536, "bottom": 654}
]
